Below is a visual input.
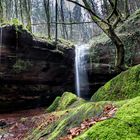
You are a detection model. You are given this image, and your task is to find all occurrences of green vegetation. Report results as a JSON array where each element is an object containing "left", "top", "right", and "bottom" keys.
[
  {"left": 46, "top": 96, "right": 61, "bottom": 113},
  {"left": 56, "top": 92, "right": 78, "bottom": 110},
  {"left": 75, "top": 96, "right": 140, "bottom": 140},
  {"left": 13, "top": 59, "right": 33, "bottom": 73},
  {"left": 91, "top": 64, "right": 140, "bottom": 101}
]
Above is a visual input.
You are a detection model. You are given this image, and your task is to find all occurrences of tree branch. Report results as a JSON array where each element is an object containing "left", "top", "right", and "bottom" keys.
[
  {"left": 32, "top": 21, "right": 94, "bottom": 26},
  {"left": 66, "top": 0, "right": 109, "bottom": 25},
  {"left": 108, "top": 0, "right": 122, "bottom": 21},
  {"left": 107, "top": 0, "right": 118, "bottom": 21}
]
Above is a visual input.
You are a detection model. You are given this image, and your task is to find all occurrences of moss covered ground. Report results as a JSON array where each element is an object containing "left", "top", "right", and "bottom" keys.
[{"left": 75, "top": 96, "right": 140, "bottom": 140}]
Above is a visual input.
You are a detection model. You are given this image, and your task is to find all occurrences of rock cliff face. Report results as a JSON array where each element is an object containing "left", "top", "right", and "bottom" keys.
[{"left": 0, "top": 25, "right": 75, "bottom": 112}]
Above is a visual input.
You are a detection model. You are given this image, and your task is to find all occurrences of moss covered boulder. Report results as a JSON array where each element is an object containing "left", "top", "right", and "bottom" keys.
[
  {"left": 75, "top": 96, "right": 140, "bottom": 140},
  {"left": 46, "top": 92, "right": 79, "bottom": 112},
  {"left": 25, "top": 93, "right": 112, "bottom": 140},
  {"left": 91, "top": 64, "right": 140, "bottom": 101}
]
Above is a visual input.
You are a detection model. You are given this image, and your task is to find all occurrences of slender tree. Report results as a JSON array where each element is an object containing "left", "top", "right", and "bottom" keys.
[
  {"left": 0, "top": 0, "right": 3, "bottom": 23},
  {"left": 43, "top": 0, "right": 51, "bottom": 38},
  {"left": 124, "top": 0, "right": 130, "bottom": 19},
  {"left": 19, "top": 0, "right": 24, "bottom": 23},
  {"left": 55, "top": 0, "right": 58, "bottom": 43},
  {"left": 15, "top": 0, "right": 18, "bottom": 18},
  {"left": 24, "top": 0, "right": 32, "bottom": 32},
  {"left": 60, "top": 0, "right": 68, "bottom": 39},
  {"left": 67, "top": 0, "right": 126, "bottom": 71}
]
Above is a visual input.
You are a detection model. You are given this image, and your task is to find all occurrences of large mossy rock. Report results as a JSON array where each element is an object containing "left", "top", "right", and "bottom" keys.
[
  {"left": 75, "top": 96, "right": 140, "bottom": 140},
  {"left": 25, "top": 92, "right": 113, "bottom": 140},
  {"left": 25, "top": 94, "right": 140, "bottom": 140},
  {"left": 91, "top": 64, "right": 140, "bottom": 101},
  {"left": 46, "top": 92, "right": 79, "bottom": 112}
]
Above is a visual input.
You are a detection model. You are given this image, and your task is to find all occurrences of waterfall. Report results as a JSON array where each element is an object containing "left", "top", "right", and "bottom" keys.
[{"left": 75, "top": 44, "right": 89, "bottom": 98}]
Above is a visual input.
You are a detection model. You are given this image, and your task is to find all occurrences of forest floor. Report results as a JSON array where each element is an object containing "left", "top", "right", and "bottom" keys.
[{"left": 0, "top": 108, "right": 47, "bottom": 140}]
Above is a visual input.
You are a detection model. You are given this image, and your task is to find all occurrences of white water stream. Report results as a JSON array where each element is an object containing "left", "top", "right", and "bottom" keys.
[{"left": 75, "top": 44, "right": 89, "bottom": 98}]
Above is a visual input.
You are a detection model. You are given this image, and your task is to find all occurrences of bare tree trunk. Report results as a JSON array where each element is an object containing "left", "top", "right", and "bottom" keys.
[
  {"left": 69, "top": 11, "right": 73, "bottom": 40},
  {"left": 24, "top": 0, "right": 32, "bottom": 32},
  {"left": 0, "top": 0, "right": 3, "bottom": 23},
  {"left": 60, "top": 0, "right": 68, "bottom": 39},
  {"left": 19, "top": 0, "right": 24, "bottom": 23},
  {"left": 15, "top": 0, "right": 18, "bottom": 18},
  {"left": 43, "top": 0, "right": 51, "bottom": 39},
  {"left": 55, "top": 0, "right": 58, "bottom": 43},
  {"left": 124, "top": 0, "right": 130, "bottom": 19}
]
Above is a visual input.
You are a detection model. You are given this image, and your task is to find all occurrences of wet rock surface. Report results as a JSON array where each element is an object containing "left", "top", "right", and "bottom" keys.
[{"left": 0, "top": 25, "right": 75, "bottom": 112}]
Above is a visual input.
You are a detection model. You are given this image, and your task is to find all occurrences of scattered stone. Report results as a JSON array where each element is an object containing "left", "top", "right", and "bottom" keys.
[{"left": 0, "top": 120, "right": 7, "bottom": 128}]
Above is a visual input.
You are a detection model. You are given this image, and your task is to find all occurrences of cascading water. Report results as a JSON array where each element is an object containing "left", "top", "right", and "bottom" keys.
[{"left": 75, "top": 44, "right": 89, "bottom": 98}]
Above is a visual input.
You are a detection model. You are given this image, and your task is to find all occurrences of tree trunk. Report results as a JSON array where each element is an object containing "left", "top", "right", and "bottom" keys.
[
  {"left": 0, "top": 0, "right": 3, "bottom": 23},
  {"left": 19, "top": 0, "right": 24, "bottom": 23},
  {"left": 43, "top": 0, "right": 51, "bottom": 39},
  {"left": 55, "top": 0, "right": 58, "bottom": 43},
  {"left": 124, "top": 0, "right": 130, "bottom": 19},
  {"left": 15, "top": 0, "right": 18, "bottom": 18},
  {"left": 60, "top": 0, "right": 68, "bottom": 39},
  {"left": 24, "top": 0, "right": 32, "bottom": 32},
  {"left": 107, "top": 27, "right": 125, "bottom": 71}
]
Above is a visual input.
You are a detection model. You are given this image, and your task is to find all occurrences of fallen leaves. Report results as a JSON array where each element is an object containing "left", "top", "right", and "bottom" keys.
[
  {"left": 0, "top": 108, "right": 59, "bottom": 140},
  {"left": 59, "top": 104, "right": 117, "bottom": 140}
]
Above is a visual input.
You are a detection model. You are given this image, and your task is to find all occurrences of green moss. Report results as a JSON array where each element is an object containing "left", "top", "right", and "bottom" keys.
[
  {"left": 75, "top": 96, "right": 140, "bottom": 140},
  {"left": 25, "top": 93, "right": 140, "bottom": 140},
  {"left": 13, "top": 59, "right": 33, "bottom": 73},
  {"left": 91, "top": 64, "right": 140, "bottom": 101},
  {"left": 25, "top": 94, "right": 116, "bottom": 140},
  {"left": 56, "top": 92, "right": 78, "bottom": 110},
  {"left": 46, "top": 96, "right": 61, "bottom": 113}
]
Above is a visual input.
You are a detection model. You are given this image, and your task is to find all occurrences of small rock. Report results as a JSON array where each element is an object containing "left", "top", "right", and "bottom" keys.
[{"left": 0, "top": 120, "right": 7, "bottom": 128}]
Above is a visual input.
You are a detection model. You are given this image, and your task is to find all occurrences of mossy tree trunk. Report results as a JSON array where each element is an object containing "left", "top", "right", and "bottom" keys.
[{"left": 107, "top": 27, "right": 125, "bottom": 70}]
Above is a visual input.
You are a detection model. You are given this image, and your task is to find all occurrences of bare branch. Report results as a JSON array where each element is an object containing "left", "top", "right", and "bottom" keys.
[
  {"left": 32, "top": 21, "right": 94, "bottom": 26},
  {"left": 108, "top": 0, "right": 122, "bottom": 21},
  {"left": 107, "top": 0, "right": 118, "bottom": 21},
  {"left": 66, "top": 0, "right": 109, "bottom": 25}
]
